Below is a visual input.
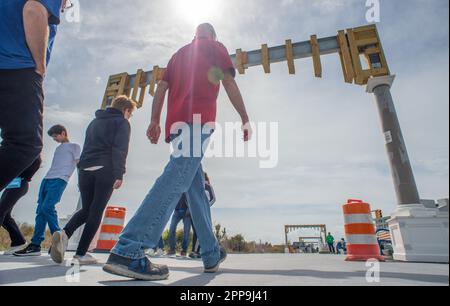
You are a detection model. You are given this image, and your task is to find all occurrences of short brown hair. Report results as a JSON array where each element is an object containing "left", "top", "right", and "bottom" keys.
[
  {"left": 48, "top": 125, "right": 67, "bottom": 137},
  {"left": 111, "top": 95, "right": 137, "bottom": 113}
]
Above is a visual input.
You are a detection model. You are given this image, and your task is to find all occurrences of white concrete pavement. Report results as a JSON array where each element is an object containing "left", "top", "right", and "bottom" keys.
[{"left": 0, "top": 253, "right": 448, "bottom": 286}]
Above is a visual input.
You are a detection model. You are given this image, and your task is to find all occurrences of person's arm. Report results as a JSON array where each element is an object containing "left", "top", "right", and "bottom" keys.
[
  {"left": 73, "top": 144, "right": 81, "bottom": 166},
  {"left": 205, "top": 182, "right": 216, "bottom": 206},
  {"left": 23, "top": 1, "right": 50, "bottom": 77},
  {"left": 222, "top": 74, "right": 252, "bottom": 142},
  {"left": 147, "top": 80, "right": 169, "bottom": 144}
]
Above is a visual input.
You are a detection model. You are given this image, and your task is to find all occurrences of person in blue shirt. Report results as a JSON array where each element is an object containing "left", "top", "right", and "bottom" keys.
[{"left": 0, "top": 0, "right": 67, "bottom": 193}]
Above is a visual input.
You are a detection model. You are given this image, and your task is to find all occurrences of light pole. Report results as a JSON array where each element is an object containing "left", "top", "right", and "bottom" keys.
[{"left": 367, "top": 75, "right": 449, "bottom": 263}]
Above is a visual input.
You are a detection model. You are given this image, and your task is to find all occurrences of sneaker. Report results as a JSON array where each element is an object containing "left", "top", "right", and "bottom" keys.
[
  {"left": 50, "top": 230, "right": 68, "bottom": 264},
  {"left": 146, "top": 249, "right": 156, "bottom": 257},
  {"left": 189, "top": 252, "right": 200, "bottom": 259},
  {"left": 167, "top": 250, "right": 176, "bottom": 256},
  {"left": 204, "top": 247, "right": 227, "bottom": 273},
  {"left": 155, "top": 249, "right": 165, "bottom": 257},
  {"left": 180, "top": 251, "right": 187, "bottom": 257},
  {"left": 72, "top": 253, "right": 98, "bottom": 266},
  {"left": 103, "top": 253, "right": 169, "bottom": 281},
  {"left": 3, "top": 244, "right": 27, "bottom": 256},
  {"left": 13, "top": 244, "right": 41, "bottom": 257}
]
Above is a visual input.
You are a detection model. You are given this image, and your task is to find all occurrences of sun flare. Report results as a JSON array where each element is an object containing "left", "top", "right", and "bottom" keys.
[{"left": 174, "top": 0, "right": 219, "bottom": 26}]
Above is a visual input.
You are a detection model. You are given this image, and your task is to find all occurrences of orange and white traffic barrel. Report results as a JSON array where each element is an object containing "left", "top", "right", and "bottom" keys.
[
  {"left": 95, "top": 206, "right": 126, "bottom": 252},
  {"left": 343, "top": 199, "right": 385, "bottom": 262}
]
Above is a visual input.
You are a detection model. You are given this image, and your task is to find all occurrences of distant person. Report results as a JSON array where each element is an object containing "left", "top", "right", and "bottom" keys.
[
  {"left": 103, "top": 23, "right": 251, "bottom": 281},
  {"left": 15, "top": 125, "right": 80, "bottom": 257},
  {"left": 326, "top": 232, "right": 336, "bottom": 254},
  {"left": 0, "top": 158, "right": 42, "bottom": 255},
  {"left": 190, "top": 172, "right": 216, "bottom": 259},
  {"left": 147, "top": 237, "right": 165, "bottom": 257},
  {"left": 336, "top": 238, "right": 347, "bottom": 255},
  {"left": 167, "top": 194, "right": 191, "bottom": 257},
  {"left": 50, "top": 96, "right": 136, "bottom": 265},
  {"left": 0, "top": 0, "right": 68, "bottom": 192}
]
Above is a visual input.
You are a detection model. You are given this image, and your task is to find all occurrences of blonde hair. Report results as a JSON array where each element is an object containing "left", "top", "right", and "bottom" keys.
[{"left": 111, "top": 95, "right": 137, "bottom": 113}]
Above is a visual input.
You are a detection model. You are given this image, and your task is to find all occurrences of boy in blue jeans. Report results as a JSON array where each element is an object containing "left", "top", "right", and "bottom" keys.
[{"left": 15, "top": 125, "right": 80, "bottom": 256}]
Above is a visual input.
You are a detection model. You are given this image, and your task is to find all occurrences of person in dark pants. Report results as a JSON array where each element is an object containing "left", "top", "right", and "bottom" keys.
[
  {"left": 336, "top": 238, "right": 347, "bottom": 255},
  {"left": 326, "top": 232, "right": 336, "bottom": 254},
  {"left": 167, "top": 194, "right": 192, "bottom": 257},
  {"left": 0, "top": 0, "right": 67, "bottom": 192},
  {"left": 190, "top": 172, "right": 216, "bottom": 259},
  {"left": 50, "top": 96, "right": 136, "bottom": 265},
  {"left": 0, "top": 158, "right": 42, "bottom": 255}
]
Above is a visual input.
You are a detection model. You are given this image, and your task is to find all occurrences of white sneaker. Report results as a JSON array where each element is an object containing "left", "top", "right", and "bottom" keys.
[
  {"left": 50, "top": 230, "right": 68, "bottom": 264},
  {"left": 72, "top": 253, "right": 98, "bottom": 266},
  {"left": 3, "top": 244, "right": 27, "bottom": 256},
  {"left": 156, "top": 249, "right": 165, "bottom": 257},
  {"left": 146, "top": 249, "right": 156, "bottom": 257}
]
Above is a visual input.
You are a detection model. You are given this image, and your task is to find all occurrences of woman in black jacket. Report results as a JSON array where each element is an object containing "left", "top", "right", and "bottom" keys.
[{"left": 50, "top": 96, "right": 136, "bottom": 265}]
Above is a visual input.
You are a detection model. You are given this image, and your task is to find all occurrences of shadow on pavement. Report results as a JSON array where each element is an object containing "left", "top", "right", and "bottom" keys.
[
  {"left": 99, "top": 267, "right": 218, "bottom": 286},
  {"left": 168, "top": 266, "right": 449, "bottom": 285}
]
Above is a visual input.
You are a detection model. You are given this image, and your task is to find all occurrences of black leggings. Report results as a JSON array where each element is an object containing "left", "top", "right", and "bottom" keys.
[
  {"left": 64, "top": 167, "right": 115, "bottom": 256},
  {"left": 0, "top": 181, "right": 29, "bottom": 247}
]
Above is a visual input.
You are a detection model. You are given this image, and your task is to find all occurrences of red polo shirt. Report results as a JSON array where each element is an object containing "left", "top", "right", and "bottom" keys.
[{"left": 163, "top": 38, "right": 236, "bottom": 142}]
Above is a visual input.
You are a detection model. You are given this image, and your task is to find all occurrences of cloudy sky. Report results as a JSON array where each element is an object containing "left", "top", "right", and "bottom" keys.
[{"left": 6, "top": 0, "right": 449, "bottom": 245}]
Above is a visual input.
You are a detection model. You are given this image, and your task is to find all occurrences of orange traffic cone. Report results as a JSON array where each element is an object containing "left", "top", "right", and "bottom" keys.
[
  {"left": 95, "top": 206, "right": 126, "bottom": 253},
  {"left": 343, "top": 199, "right": 385, "bottom": 262}
]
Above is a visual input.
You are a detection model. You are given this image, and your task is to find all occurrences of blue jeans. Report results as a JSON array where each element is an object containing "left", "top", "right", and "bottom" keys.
[
  {"left": 112, "top": 125, "right": 220, "bottom": 268},
  {"left": 154, "top": 237, "right": 164, "bottom": 251},
  {"left": 168, "top": 209, "right": 192, "bottom": 253},
  {"left": 31, "top": 178, "right": 67, "bottom": 246}
]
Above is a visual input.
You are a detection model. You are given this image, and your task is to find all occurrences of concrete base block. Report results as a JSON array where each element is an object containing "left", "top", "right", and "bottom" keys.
[{"left": 388, "top": 204, "right": 449, "bottom": 263}]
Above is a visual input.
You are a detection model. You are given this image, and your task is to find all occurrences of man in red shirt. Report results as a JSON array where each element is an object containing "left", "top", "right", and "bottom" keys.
[{"left": 104, "top": 23, "right": 251, "bottom": 281}]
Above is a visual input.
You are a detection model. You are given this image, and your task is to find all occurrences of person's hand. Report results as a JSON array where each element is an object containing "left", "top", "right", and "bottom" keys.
[
  {"left": 35, "top": 65, "right": 46, "bottom": 78},
  {"left": 61, "top": 0, "right": 69, "bottom": 13},
  {"left": 113, "top": 180, "right": 123, "bottom": 190},
  {"left": 242, "top": 121, "right": 252, "bottom": 142},
  {"left": 147, "top": 121, "right": 161, "bottom": 144}
]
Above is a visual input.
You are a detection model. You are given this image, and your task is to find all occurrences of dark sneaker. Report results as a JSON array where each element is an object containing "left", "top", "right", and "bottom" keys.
[
  {"left": 189, "top": 252, "right": 201, "bottom": 259},
  {"left": 180, "top": 251, "right": 187, "bottom": 257},
  {"left": 167, "top": 250, "right": 176, "bottom": 256},
  {"left": 204, "top": 247, "right": 227, "bottom": 273},
  {"left": 103, "top": 253, "right": 169, "bottom": 281},
  {"left": 13, "top": 244, "right": 41, "bottom": 257}
]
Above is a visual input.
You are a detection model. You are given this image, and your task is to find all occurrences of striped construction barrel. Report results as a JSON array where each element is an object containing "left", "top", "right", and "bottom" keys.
[
  {"left": 95, "top": 206, "right": 126, "bottom": 252},
  {"left": 343, "top": 199, "right": 385, "bottom": 262}
]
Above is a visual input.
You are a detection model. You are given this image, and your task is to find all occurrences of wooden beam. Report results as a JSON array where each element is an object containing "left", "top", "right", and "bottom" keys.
[
  {"left": 261, "top": 44, "right": 271, "bottom": 74},
  {"left": 346, "top": 28, "right": 365, "bottom": 85},
  {"left": 236, "top": 49, "right": 248, "bottom": 75},
  {"left": 101, "top": 73, "right": 129, "bottom": 110},
  {"left": 337, "top": 30, "right": 355, "bottom": 83},
  {"left": 131, "top": 69, "right": 144, "bottom": 102},
  {"left": 285, "top": 39, "right": 296, "bottom": 74},
  {"left": 310, "top": 35, "right": 322, "bottom": 78},
  {"left": 149, "top": 66, "right": 159, "bottom": 96}
]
